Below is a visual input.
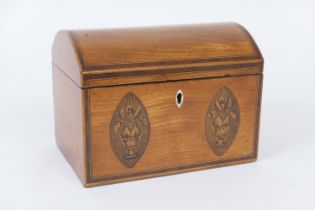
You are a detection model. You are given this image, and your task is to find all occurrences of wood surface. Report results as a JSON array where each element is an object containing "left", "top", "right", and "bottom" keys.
[
  {"left": 52, "top": 22, "right": 264, "bottom": 186},
  {"left": 72, "top": 23, "right": 259, "bottom": 70},
  {"left": 52, "top": 65, "right": 85, "bottom": 183},
  {"left": 52, "top": 31, "right": 82, "bottom": 86},
  {"left": 85, "top": 74, "right": 261, "bottom": 186},
  {"left": 52, "top": 22, "right": 263, "bottom": 88}
]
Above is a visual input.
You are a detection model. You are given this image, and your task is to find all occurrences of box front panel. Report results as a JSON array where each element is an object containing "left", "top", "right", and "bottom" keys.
[{"left": 85, "top": 74, "right": 261, "bottom": 185}]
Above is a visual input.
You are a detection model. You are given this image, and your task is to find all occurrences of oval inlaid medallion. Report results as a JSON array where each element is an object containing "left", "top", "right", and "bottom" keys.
[
  {"left": 205, "top": 86, "right": 240, "bottom": 156},
  {"left": 110, "top": 92, "right": 151, "bottom": 168}
]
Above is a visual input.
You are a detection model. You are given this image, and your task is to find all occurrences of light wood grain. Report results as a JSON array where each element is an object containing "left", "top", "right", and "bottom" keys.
[
  {"left": 52, "top": 65, "right": 85, "bottom": 183},
  {"left": 86, "top": 75, "right": 260, "bottom": 185},
  {"left": 74, "top": 23, "right": 258, "bottom": 68},
  {"left": 52, "top": 22, "right": 263, "bottom": 186},
  {"left": 52, "top": 22, "right": 263, "bottom": 88}
]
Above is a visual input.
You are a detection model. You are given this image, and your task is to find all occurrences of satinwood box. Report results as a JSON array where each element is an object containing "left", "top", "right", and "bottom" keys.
[{"left": 52, "top": 22, "right": 263, "bottom": 187}]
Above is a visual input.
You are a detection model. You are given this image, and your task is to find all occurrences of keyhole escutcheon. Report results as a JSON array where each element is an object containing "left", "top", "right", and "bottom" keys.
[{"left": 176, "top": 89, "right": 184, "bottom": 108}]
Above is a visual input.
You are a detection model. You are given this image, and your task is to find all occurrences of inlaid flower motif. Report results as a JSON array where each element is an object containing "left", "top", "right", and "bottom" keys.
[
  {"left": 110, "top": 93, "right": 150, "bottom": 168},
  {"left": 205, "top": 86, "right": 240, "bottom": 156}
]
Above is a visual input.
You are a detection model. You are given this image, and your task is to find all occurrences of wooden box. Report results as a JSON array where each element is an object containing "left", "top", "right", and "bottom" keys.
[{"left": 52, "top": 22, "right": 263, "bottom": 187}]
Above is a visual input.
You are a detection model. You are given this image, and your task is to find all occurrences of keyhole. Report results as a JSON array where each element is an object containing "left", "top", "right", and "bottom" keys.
[
  {"left": 177, "top": 93, "right": 182, "bottom": 104},
  {"left": 176, "top": 89, "right": 184, "bottom": 108}
]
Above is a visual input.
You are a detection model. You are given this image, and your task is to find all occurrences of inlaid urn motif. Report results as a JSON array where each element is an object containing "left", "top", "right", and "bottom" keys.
[
  {"left": 110, "top": 92, "right": 150, "bottom": 168},
  {"left": 205, "top": 86, "right": 240, "bottom": 156}
]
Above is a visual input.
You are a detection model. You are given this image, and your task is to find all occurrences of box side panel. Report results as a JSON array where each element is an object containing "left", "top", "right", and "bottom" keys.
[
  {"left": 52, "top": 64, "right": 85, "bottom": 184},
  {"left": 85, "top": 73, "right": 261, "bottom": 186},
  {"left": 253, "top": 74, "right": 263, "bottom": 159}
]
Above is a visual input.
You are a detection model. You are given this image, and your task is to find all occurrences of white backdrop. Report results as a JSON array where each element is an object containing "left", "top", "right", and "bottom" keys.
[{"left": 0, "top": 0, "right": 314, "bottom": 209}]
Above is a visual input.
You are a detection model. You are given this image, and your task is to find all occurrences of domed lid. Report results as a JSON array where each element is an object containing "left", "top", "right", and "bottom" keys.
[{"left": 52, "top": 22, "right": 263, "bottom": 88}]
